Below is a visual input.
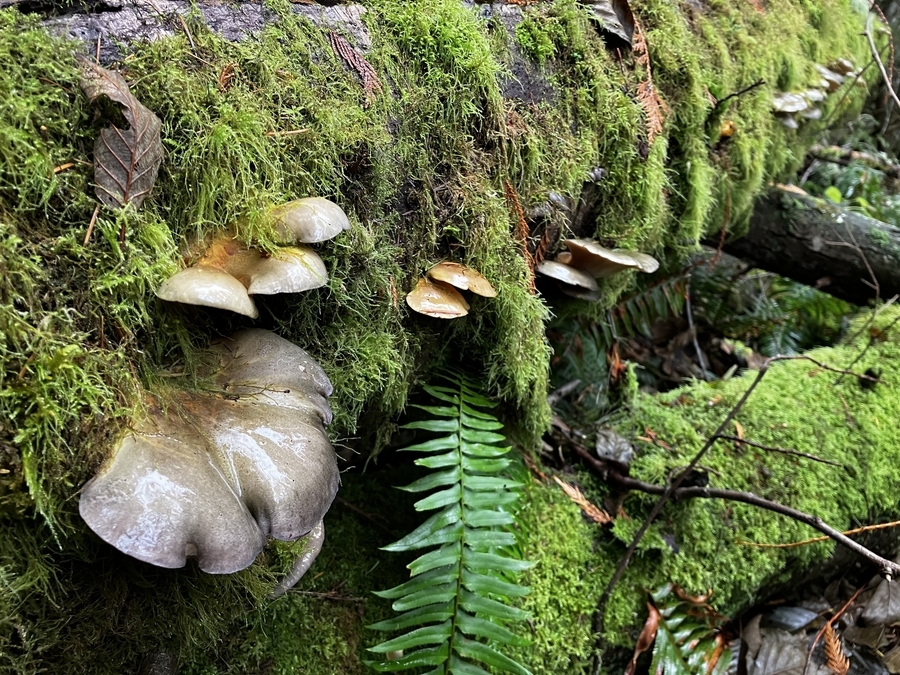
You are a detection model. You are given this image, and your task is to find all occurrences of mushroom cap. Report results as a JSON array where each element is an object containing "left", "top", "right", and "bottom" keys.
[
  {"left": 829, "top": 58, "right": 855, "bottom": 76},
  {"left": 563, "top": 239, "right": 660, "bottom": 278},
  {"left": 406, "top": 277, "right": 469, "bottom": 318},
  {"left": 772, "top": 92, "right": 809, "bottom": 114},
  {"left": 425, "top": 261, "right": 497, "bottom": 297},
  {"left": 814, "top": 64, "right": 845, "bottom": 92},
  {"left": 245, "top": 246, "right": 328, "bottom": 295},
  {"left": 270, "top": 197, "right": 351, "bottom": 244},
  {"left": 535, "top": 260, "right": 599, "bottom": 291},
  {"left": 79, "top": 329, "right": 339, "bottom": 574},
  {"left": 156, "top": 265, "right": 259, "bottom": 318}
]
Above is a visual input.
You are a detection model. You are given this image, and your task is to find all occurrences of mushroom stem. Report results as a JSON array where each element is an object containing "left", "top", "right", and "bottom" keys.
[{"left": 269, "top": 520, "right": 326, "bottom": 598}]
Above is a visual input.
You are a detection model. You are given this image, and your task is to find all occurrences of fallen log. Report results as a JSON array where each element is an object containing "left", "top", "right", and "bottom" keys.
[{"left": 725, "top": 187, "right": 900, "bottom": 306}]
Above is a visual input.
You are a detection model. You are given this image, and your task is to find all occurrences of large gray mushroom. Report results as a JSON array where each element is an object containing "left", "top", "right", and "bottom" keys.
[
  {"left": 80, "top": 329, "right": 339, "bottom": 586},
  {"left": 155, "top": 265, "right": 259, "bottom": 318}
]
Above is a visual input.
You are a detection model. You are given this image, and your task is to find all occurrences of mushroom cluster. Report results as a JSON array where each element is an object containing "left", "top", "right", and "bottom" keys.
[
  {"left": 79, "top": 329, "right": 340, "bottom": 588},
  {"left": 406, "top": 261, "right": 497, "bottom": 319},
  {"left": 773, "top": 59, "right": 858, "bottom": 129},
  {"left": 156, "top": 197, "right": 350, "bottom": 317},
  {"left": 536, "top": 238, "right": 660, "bottom": 301}
]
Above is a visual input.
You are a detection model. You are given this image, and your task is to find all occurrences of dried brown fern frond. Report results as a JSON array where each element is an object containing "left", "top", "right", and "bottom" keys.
[
  {"left": 553, "top": 475, "right": 613, "bottom": 524},
  {"left": 632, "top": 20, "right": 668, "bottom": 145},
  {"left": 329, "top": 32, "right": 382, "bottom": 107},
  {"left": 504, "top": 179, "right": 536, "bottom": 293},
  {"left": 823, "top": 624, "right": 850, "bottom": 675}
]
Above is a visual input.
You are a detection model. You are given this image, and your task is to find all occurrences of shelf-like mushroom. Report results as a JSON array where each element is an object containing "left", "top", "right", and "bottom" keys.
[
  {"left": 406, "top": 277, "right": 470, "bottom": 318},
  {"left": 156, "top": 265, "right": 259, "bottom": 318},
  {"left": 79, "top": 329, "right": 339, "bottom": 585},
  {"left": 270, "top": 197, "right": 351, "bottom": 244},
  {"left": 535, "top": 260, "right": 601, "bottom": 301},
  {"left": 425, "top": 261, "right": 497, "bottom": 298},
  {"left": 563, "top": 239, "right": 660, "bottom": 278}
]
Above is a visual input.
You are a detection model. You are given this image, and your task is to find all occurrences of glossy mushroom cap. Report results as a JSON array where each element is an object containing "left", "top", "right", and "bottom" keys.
[
  {"left": 406, "top": 277, "right": 470, "bottom": 318},
  {"left": 79, "top": 329, "right": 339, "bottom": 577},
  {"left": 241, "top": 246, "right": 328, "bottom": 296},
  {"left": 270, "top": 197, "right": 351, "bottom": 244},
  {"left": 563, "top": 239, "right": 660, "bottom": 278},
  {"left": 425, "top": 261, "right": 497, "bottom": 298},
  {"left": 536, "top": 260, "right": 601, "bottom": 301},
  {"left": 156, "top": 265, "right": 259, "bottom": 318}
]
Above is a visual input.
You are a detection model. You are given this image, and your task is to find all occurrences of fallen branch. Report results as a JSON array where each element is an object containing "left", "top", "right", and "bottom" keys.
[
  {"left": 712, "top": 78, "right": 765, "bottom": 112},
  {"left": 714, "top": 434, "right": 843, "bottom": 468},
  {"left": 737, "top": 518, "right": 900, "bottom": 549},
  {"left": 808, "top": 144, "right": 900, "bottom": 179},
  {"left": 866, "top": 12, "right": 900, "bottom": 113}
]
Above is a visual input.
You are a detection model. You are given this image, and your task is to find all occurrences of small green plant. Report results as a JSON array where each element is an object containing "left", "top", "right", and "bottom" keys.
[{"left": 367, "top": 372, "right": 534, "bottom": 674}]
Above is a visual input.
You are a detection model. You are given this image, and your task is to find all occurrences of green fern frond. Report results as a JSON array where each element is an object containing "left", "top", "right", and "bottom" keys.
[
  {"left": 367, "top": 374, "right": 534, "bottom": 675},
  {"left": 649, "top": 585, "right": 732, "bottom": 675}
]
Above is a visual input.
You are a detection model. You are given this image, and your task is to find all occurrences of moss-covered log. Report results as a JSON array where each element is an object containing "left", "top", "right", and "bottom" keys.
[
  {"left": 726, "top": 187, "right": 900, "bottom": 305},
  {"left": 0, "top": 0, "right": 881, "bottom": 672}
]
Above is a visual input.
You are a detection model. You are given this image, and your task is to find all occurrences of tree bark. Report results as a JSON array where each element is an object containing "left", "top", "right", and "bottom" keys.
[{"left": 724, "top": 188, "right": 900, "bottom": 306}]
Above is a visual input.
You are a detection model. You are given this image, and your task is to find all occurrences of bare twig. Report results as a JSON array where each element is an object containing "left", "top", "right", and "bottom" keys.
[
  {"left": 548, "top": 379, "right": 582, "bottom": 406},
  {"left": 83, "top": 204, "right": 101, "bottom": 246},
  {"left": 866, "top": 12, "right": 900, "bottom": 112},
  {"left": 737, "top": 518, "right": 900, "bottom": 549},
  {"left": 804, "top": 585, "right": 867, "bottom": 675},
  {"left": 715, "top": 434, "right": 843, "bottom": 467},
  {"left": 685, "top": 277, "right": 711, "bottom": 380},
  {"left": 836, "top": 309, "right": 900, "bottom": 384},
  {"left": 712, "top": 78, "right": 765, "bottom": 111},
  {"left": 809, "top": 145, "right": 900, "bottom": 179},
  {"left": 288, "top": 589, "right": 367, "bottom": 602},
  {"left": 823, "top": 58, "right": 875, "bottom": 127}
]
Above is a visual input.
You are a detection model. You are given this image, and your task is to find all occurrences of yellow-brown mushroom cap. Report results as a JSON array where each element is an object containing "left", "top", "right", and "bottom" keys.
[
  {"left": 406, "top": 278, "right": 470, "bottom": 318},
  {"left": 269, "top": 197, "right": 351, "bottom": 244},
  {"left": 426, "top": 261, "right": 497, "bottom": 297},
  {"left": 563, "top": 239, "right": 660, "bottom": 278}
]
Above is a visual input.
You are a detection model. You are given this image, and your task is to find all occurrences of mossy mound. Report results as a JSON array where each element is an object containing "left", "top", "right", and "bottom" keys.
[
  {"left": 508, "top": 308, "right": 900, "bottom": 674},
  {"left": 0, "top": 0, "right": 877, "bottom": 671}
]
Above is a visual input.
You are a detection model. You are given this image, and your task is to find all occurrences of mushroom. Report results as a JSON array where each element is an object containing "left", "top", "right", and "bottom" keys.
[
  {"left": 535, "top": 260, "right": 600, "bottom": 301},
  {"left": 270, "top": 197, "right": 351, "bottom": 244},
  {"left": 156, "top": 265, "right": 259, "bottom": 318},
  {"left": 563, "top": 239, "right": 660, "bottom": 278},
  {"left": 829, "top": 58, "right": 855, "bottom": 76},
  {"left": 815, "top": 64, "right": 845, "bottom": 92},
  {"left": 80, "top": 329, "right": 339, "bottom": 585},
  {"left": 772, "top": 92, "right": 809, "bottom": 114},
  {"left": 211, "top": 245, "right": 328, "bottom": 295},
  {"left": 405, "top": 277, "right": 470, "bottom": 318},
  {"left": 425, "top": 261, "right": 497, "bottom": 297}
]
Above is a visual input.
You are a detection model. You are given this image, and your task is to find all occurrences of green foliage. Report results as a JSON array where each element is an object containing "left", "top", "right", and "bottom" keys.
[
  {"left": 368, "top": 374, "right": 534, "bottom": 675},
  {"left": 648, "top": 585, "right": 731, "bottom": 675},
  {"left": 691, "top": 265, "right": 852, "bottom": 355}
]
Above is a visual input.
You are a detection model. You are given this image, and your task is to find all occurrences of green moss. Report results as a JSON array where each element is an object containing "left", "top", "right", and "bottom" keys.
[{"left": 0, "top": 0, "right": 881, "bottom": 671}]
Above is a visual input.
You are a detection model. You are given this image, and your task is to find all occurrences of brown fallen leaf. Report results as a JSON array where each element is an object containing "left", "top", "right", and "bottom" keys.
[
  {"left": 625, "top": 603, "right": 660, "bottom": 675},
  {"left": 823, "top": 624, "right": 850, "bottom": 675},
  {"left": 552, "top": 475, "right": 612, "bottom": 525},
  {"left": 329, "top": 32, "right": 382, "bottom": 107},
  {"left": 78, "top": 57, "right": 163, "bottom": 212}
]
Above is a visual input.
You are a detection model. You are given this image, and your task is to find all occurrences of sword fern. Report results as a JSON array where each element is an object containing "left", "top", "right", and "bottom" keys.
[{"left": 366, "top": 373, "right": 534, "bottom": 675}]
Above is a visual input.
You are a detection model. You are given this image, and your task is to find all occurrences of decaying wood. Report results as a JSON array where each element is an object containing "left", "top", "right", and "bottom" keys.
[{"left": 725, "top": 188, "right": 900, "bottom": 306}]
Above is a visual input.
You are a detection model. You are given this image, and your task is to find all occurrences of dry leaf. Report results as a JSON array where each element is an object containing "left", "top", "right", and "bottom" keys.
[
  {"left": 552, "top": 475, "right": 612, "bottom": 524},
  {"left": 625, "top": 603, "right": 660, "bottom": 675},
  {"left": 823, "top": 624, "right": 850, "bottom": 675},
  {"left": 78, "top": 57, "right": 163, "bottom": 211},
  {"left": 504, "top": 180, "right": 536, "bottom": 294},
  {"left": 632, "top": 21, "right": 668, "bottom": 145},
  {"left": 329, "top": 32, "right": 382, "bottom": 107}
]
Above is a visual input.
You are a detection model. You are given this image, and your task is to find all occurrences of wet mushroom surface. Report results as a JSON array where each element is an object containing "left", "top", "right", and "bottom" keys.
[{"left": 79, "top": 329, "right": 340, "bottom": 578}]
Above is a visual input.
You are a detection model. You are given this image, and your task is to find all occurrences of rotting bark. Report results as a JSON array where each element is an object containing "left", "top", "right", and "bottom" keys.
[{"left": 724, "top": 187, "right": 900, "bottom": 306}]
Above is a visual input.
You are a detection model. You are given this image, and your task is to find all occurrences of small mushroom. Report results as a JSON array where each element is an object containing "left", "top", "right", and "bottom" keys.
[
  {"left": 563, "top": 239, "right": 660, "bottom": 278},
  {"left": 217, "top": 246, "right": 329, "bottom": 295},
  {"left": 815, "top": 64, "right": 845, "bottom": 92},
  {"left": 776, "top": 113, "right": 799, "bottom": 130},
  {"left": 829, "top": 58, "right": 855, "bottom": 76},
  {"left": 156, "top": 265, "right": 259, "bottom": 318},
  {"left": 536, "top": 260, "right": 601, "bottom": 301},
  {"left": 803, "top": 89, "right": 827, "bottom": 104},
  {"left": 80, "top": 329, "right": 339, "bottom": 583},
  {"left": 406, "top": 277, "right": 469, "bottom": 318},
  {"left": 425, "top": 261, "right": 497, "bottom": 297},
  {"left": 772, "top": 92, "right": 809, "bottom": 114},
  {"left": 270, "top": 197, "right": 351, "bottom": 244}
]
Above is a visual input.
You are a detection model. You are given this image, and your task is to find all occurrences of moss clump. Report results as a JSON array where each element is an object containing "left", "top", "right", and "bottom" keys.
[
  {"left": 0, "top": 0, "right": 879, "bottom": 671},
  {"left": 502, "top": 309, "right": 900, "bottom": 671}
]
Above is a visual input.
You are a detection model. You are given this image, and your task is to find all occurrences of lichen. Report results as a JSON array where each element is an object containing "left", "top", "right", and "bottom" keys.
[{"left": 0, "top": 0, "right": 881, "bottom": 671}]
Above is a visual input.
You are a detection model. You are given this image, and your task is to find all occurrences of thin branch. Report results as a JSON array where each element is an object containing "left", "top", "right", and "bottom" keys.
[
  {"left": 836, "top": 309, "right": 900, "bottom": 384},
  {"left": 714, "top": 434, "right": 843, "bottom": 467},
  {"left": 804, "top": 585, "right": 867, "bottom": 675},
  {"left": 712, "top": 78, "right": 765, "bottom": 111},
  {"left": 737, "top": 518, "right": 900, "bottom": 549},
  {"left": 866, "top": 12, "right": 900, "bottom": 112},
  {"left": 685, "top": 277, "right": 711, "bottom": 380},
  {"left": 823, "top": 58, "right": 875, "bottom": 127},
  {"left": 548, "top": 379, "right": 582, "bottom": 406}
]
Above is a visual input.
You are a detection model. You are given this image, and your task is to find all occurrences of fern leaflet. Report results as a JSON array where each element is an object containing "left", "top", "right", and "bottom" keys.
[{"left": 367, "top": 374, "right": 534, "bottom": 675}]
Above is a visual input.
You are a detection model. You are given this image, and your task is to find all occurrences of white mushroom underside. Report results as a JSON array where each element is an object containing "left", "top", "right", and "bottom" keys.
[{"left": 271, "top": 197, "right": 351, "bottom": 244}]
